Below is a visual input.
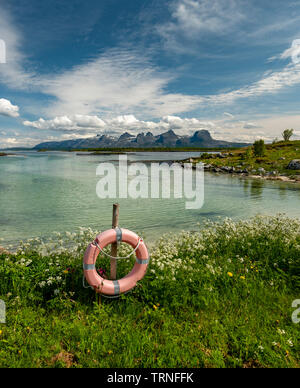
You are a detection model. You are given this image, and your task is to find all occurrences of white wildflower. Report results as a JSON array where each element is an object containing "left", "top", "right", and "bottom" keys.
[
  {"left": 287, "top": 339, "right": 293, "bottom": 347},
  {"left": 277, "top": 329, "right": 286, "bottom": 335}
]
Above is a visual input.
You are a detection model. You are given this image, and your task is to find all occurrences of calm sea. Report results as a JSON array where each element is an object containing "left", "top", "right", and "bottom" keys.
[{"left": 0, "top": 150, "right": 299, "bottom": 246}]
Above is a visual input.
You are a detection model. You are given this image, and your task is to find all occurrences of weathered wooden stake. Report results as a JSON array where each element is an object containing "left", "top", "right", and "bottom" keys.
[{"left": 110, "top": 203, "right": 119, "bottom": 279}]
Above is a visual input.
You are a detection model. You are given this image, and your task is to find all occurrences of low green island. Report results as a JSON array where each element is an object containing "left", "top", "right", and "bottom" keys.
[{"left": 185, "top": 140, "right": 300, "bottom": 182}]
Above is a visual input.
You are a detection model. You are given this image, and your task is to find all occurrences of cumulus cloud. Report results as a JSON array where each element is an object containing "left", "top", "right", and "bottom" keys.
[
  {"left": 22, "top": 111, "right": 300, "bottom": 144},
  {"left": 23, "top": 114, "right": 105, "bottom": 132},
  {"left": 0, "top": 135, "right": 36, "bottom": 148},
  {"left": 14, "top": 111, "right": 300, "bottom": 146},
  {"left": 159, "top": 0, "right": 300, "bottom": 54},
  {"left": 0, "top": 98, "right": 19, "bottom": 117},
  {"left": 23, "top": 114, "right": 218, "bottom": 136},
  {"left": 160, "top": 0, "right": 245, "bottom": 40},
  {"left": 160, "top": 115, "right": 215, "bottom": 131},
  {"left": 158, "top": 0, "right": 245, "bottom": 54}
]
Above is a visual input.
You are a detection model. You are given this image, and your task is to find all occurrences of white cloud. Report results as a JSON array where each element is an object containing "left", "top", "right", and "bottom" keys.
[
  {"left": 23, "top": 114, "right": 218, "bottom": 136},
  {"left": 29, "top": 47, "right": 300, "bottom": 118},
  {"left": 158, "top": 0, "right": 247, "bottom": 53},
  {"left": 0, "top": 98, "right": 19, "bottom": 117},
  {"left": 23, "top": 114, "right": 105, "bottom": 132},
  {"left": 23, "top": 115, "right": 220, "bottom": 138},
  {"left": 223, "top": 112, "right": 234, "bottom": 119},
  {"left": 208, "top": 62, "right": 300, "bottom": 104},
  {"left": 280, "top": 39, "right": 300, "bottom": 64},
  {"left": 0, "top": 6, "right": 34, "bottom": 89},
  {"left": 0, "top": 6, "right": 203, "bottom": 118},
  {"left": 243, "top": 122, "right": 261, "bottom": 129},
  {"left": 159, "top": 0, "right": 300, "bottom": 54},
  {"left": 170, "top": 0, "right": 244, "bottom": 36},
  {"left": 14, "top": 111, "right": 300, "bottom": 147},
  {"left": 161, "top": 115, "right": 215, "bottom": 131},
  {"left": 35, "top": 50, "right": 300, "bottom": 120},
  {"left": 0, "top": 135, "right": 35, "bottom": 148},
  {"left": 40, "top": 49, "right": 201, "bottom": 118},
  {"left": 22, "top": 109, "right": 300, "bottom": 144},
  {"left": 2, "top": 3, "right": 300, "bottom": 133}
]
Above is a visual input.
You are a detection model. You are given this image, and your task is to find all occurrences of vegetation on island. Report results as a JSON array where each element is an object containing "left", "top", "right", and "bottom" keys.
[
  {"left": 282, "top": 129, "right": 294, "bottom": 142},
  {"left": 0, "top": 215, "right": 299, "bottom": 368},
  {"left": 192, "top": 140, "right": 300, "bottom": 179}
]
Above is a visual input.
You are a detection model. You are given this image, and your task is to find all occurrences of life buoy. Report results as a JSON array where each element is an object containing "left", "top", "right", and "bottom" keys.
[{"left": 83, "top": 228, "right": 150, "bottom": 296}]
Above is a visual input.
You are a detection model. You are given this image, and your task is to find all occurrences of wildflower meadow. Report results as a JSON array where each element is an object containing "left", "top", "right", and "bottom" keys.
[{"left": 0, "top": 215, "right": 299, "bottom": 367}]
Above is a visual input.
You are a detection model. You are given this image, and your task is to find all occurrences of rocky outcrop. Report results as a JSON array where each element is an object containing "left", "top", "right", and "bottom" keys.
[
  {"left": 179, "top": 154, "right": 300, "bottom": 183},
  {"left": 287, "top": 160, "right": 300, "bottom": 170}
]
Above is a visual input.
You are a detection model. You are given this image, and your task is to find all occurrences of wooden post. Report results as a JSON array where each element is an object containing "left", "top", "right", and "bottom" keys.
[{"left": 110, "top": 203, "right": 119, "bottom": 280}]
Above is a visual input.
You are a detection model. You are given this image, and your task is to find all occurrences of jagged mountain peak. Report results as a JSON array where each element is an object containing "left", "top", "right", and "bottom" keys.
[
  {"left": 33, "top": 129, "right": 249, "bottom": 150},
  {"left": 119, "top": 132, "right": 134, "bottom": 141}
]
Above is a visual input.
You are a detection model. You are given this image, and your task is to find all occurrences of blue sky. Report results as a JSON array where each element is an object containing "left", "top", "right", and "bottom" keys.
[{"left": 1, "top": 0, "right": 300, "bottom": 147}]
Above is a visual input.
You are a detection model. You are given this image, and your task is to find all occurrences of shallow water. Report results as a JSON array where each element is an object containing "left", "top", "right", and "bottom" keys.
[{"left": 0, "top": 150, "right": 299, "bottom": 246}]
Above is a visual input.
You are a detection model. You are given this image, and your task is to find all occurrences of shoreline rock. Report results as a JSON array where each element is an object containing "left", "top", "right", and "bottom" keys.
[
  {"left": 287, "top": 160, "right": 300, "bottom": 170},
  {"left": 182, "top": 161, "right": 300, "bottom": 184}
]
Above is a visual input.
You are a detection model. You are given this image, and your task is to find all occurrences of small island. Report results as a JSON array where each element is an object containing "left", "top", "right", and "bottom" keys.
[
  {"left": 183, "top": 140, "right": 300, "bottom": 183},
  {"left": 0, "top": 152, "right": 16, "bottom": 157}
]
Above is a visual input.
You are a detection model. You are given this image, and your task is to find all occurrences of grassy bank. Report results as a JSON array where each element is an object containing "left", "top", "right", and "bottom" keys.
[
  {"left": 193, "top": 140, "right": 300, "bottom": 178},
  {"left": 0, "top": 215, "right": 299, "bottom": 368}
]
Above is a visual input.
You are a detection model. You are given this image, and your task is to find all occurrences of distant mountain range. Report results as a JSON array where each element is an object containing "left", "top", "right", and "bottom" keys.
[{"left": 32, "top": 130, "right": 249, "bottom": 150}]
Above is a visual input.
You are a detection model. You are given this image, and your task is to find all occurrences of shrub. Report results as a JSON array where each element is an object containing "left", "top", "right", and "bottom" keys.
[
  {"left": 282, "top": 129, "right": 294, "bottom": 142},
  {"left": 253, "top": 139, "right": 266, "bottom": 157}
]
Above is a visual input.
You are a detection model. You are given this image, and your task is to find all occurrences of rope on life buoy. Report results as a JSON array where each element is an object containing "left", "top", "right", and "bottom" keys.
[{"left": 83, "top": 228, "right": 150, "bottom": 297}]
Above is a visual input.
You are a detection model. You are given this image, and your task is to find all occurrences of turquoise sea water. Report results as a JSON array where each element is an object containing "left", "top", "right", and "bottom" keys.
[{"left": 0, "top": 151, "right": 300, "bottom": 246}]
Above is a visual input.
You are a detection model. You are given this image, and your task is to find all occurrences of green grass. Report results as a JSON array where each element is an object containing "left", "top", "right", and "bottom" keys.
[
  {"left": 0, "top": 216, "right": 299, "bottom": 368},
  {"left": 196, "top": 140, "right": 300, "bottom": 177}
]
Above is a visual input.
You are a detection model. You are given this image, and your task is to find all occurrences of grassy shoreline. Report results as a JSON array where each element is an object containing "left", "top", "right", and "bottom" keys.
[
  {"left": 0, "top": 215, "right": 299, "bottom": 368},
  {"left": 182, "top": 140, "right": 300, "bottom": 183}
]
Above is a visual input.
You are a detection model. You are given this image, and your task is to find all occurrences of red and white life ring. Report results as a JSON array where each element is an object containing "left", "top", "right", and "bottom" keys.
[{"left": 83, "top": 228, "right": 149, "bottom": 296}]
